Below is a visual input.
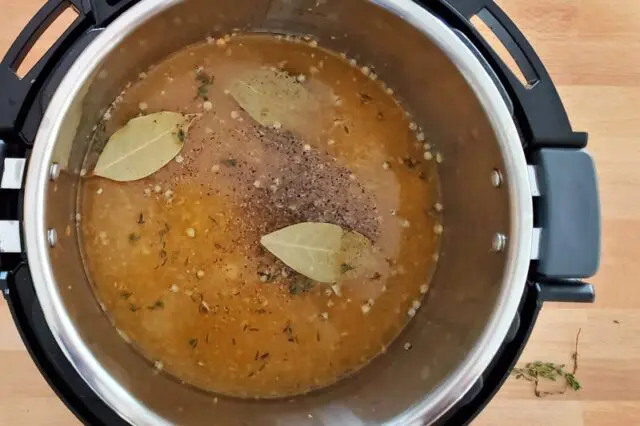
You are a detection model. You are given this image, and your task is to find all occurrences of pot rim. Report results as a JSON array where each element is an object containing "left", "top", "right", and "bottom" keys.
[{"left": 24, "top": 0, "right": 533, "bottom": 424}]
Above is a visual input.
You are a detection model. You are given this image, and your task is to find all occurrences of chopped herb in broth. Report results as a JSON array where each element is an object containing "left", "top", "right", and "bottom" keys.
[
  {"left": 80, "top": 33, "right": 441, "bottom": 398},
  {"left": 288, "top": 275, "right": 316, "bottom": 295},
  {"left": 195, "top": 68, "right": 214, "bottom": 100},
  {"left": 341, "top": 263, "right": 355, "bottom": 274}
]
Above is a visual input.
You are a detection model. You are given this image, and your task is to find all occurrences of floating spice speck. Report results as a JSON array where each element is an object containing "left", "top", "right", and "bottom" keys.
[
  {"left": 147, "top": 299, "right": 164, "bottom": 310},
  {"left": 340, "top": 263, "right": 355, "bottom": 274}
]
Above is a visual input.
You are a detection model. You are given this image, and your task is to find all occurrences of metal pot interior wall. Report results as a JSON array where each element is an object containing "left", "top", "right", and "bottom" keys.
[{"left": 37, "top": 0, "right": 517, "bottom": 424}]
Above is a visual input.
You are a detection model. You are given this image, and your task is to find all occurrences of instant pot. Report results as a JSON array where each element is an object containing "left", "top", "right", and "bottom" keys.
[{"left": 0, "top": 0, "right": 600, "bottom": 424}]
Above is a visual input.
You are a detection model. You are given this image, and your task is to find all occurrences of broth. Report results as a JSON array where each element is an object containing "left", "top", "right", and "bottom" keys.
[{"left": 80, "top": 34, "right": 442, "bottom": 398}]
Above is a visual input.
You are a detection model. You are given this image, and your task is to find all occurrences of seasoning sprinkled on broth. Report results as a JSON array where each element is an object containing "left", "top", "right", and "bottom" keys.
[{"left": 80, "top": 33, "right": 442, "bottom": 398}]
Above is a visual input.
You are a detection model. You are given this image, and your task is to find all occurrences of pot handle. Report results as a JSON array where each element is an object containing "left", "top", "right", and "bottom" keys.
[
  {"left": 0, "top": 0, "right": 88, "bottom": 142},
  {"left": 436, "top": 0, "right": 586, "bottom": 149},
  {"left": 531, "top": 148, "right": 600, "bottom": 279},
  {"left": 0, "top": 0, "right": 133, "bottom": 144},
  {"left": 529, "top": 148, "right": 600, "bottom": 303}
]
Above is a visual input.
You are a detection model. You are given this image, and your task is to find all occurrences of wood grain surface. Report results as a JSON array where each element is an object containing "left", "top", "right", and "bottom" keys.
[{"left": 0, "top": 0, "right": 636, "bottom": 424}]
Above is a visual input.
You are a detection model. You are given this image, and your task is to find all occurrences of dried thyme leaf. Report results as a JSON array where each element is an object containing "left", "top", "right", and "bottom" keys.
[
  {"left": 128, "top": 232, "right": 141, "bottom": 243},
  {"left": 402, "top": 157, "right": 420, "bottom": 169},
  {"left": 340, "top": 263, "right": 355, "bottom": 274},
  {"left": 137, "top": 213, "right": 145, "bottom": 224},
  {"left": 358, "top": 92, "right": 373, "bottom": 104},
  {"left": 120, "top": 291, "right": 132, "bottom": 300},
  {"left": 197, "top": 84, "right": 210, "bottom": 100},
  {"left": 196, "top": 70, "right": 213, "bottom": 85},
  {"left": 129, "top": 304, "right": 139, "bottom": 312},
  {"left": 195, "top": 70, "right": 214, "bottom": 100},
  {"left": 147, "top": 299, "right": 165, "bottom": 310},
  {"left": 188, "top": 338, "right": 199, "bottom": 349},
  {"left": 196, "top": 85, "right": 209, "bottom": 100},
  {"left": 288, "top": 275, "right": 315, "bottom": 295},
  {"left": 282, "top": 322, "right": 298, "bottom": 343},
  {"left": 222, "top": 158, "right": 237, "bottom": 167}
]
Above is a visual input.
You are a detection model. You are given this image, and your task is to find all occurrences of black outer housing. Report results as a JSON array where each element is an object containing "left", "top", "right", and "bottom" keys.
[
  {"left": 1, "top": 264, "right": 127, "bottom": 426},
  {"left": 0, "top": 0, "right": 597, "bottom": 424}
]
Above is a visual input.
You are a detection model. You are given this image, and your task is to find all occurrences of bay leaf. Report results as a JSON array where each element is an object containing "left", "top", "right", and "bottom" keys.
[
  {"left": 228, "top": 68, "right": 317, "bottom": 129},
  {"left": 338, "top": 230, "right": 379, "bottom": 273},
  {"left": 260, "top": 222, "right": 374, "bottom": 284},
  {"left": 261, "top": 222, "right": 342, "bottom": 283},
  {"left": 93, "top": 111, "right": 198, "bottom": 182}
]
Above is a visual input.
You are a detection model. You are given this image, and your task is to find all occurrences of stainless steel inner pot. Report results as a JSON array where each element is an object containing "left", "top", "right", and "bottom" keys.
[{"left": 24, "top": 0, "right": 533, "bottom": 424}]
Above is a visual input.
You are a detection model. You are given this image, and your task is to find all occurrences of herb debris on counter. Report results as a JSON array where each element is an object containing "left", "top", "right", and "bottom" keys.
[{"left": 510, "top": 329, "right": 582, "bottom": 397}]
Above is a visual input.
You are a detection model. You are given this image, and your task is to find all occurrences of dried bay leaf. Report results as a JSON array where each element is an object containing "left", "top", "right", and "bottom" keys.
[
  {"left": 228, "top": 68, "right": 318, "bottom": 129},
  {"left": 93, "top": 111, "right": 198, "bottom": 181},
  {"left": 338, "top": 231, "right": 379, "bottom": 274},
  {"left": 260, "top": 222, "right": 374, "bottom": 283},
  {"left": 261, "top": 223, "right": 342, "bottom": 283}
]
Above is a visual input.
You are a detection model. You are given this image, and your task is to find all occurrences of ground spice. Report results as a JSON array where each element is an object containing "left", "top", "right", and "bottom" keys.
[{"left": 214, "top": 125, "right": 380, "bottom": 240}]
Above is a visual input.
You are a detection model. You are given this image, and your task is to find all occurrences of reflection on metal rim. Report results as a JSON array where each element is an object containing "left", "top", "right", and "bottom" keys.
[{"left": 24, "top": 0, "right": 533, "bottom": 424}]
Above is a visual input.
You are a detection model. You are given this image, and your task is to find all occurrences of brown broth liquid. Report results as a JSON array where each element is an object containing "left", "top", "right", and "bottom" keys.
[{"left": 80, "top": 34, "right": 441, "bottom": 398}]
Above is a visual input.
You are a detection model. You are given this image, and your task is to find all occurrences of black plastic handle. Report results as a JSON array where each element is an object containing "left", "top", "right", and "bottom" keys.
[
  {"left": 533, "top": 148, "right": 601, "bottom": 280},
  {"left": 0, "top": 0, "right": 89, "bottom": 141},
  {"left": 536, "top": 281, "right": 595, "bottom": 304},
  {"left": 436, "top": 0, "right": 586, "bottom": 149},
  {"left": 0, "top": 0, "right": 134, "bottom": 144}
]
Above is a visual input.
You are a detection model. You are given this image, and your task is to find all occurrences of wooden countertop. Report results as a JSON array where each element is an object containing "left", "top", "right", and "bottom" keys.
[{"left": 0, "top": 0, "right": 636, "bottom": 424}]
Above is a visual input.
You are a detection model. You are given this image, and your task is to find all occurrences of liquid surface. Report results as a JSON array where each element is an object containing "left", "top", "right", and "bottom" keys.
[{"left": 80, "top": 34, "right": 442, "bottom": 398}]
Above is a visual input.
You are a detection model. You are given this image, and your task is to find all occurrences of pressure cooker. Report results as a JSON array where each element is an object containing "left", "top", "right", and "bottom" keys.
[{"left": 0, "top": 0, "right": 600, "bottom": 424}]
